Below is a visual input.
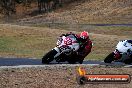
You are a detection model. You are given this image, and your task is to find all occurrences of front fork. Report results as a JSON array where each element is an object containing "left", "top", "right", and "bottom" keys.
[
  {"left": 53, "top": 47, "right": 66, "bottom": 62},
  {"left": 53, "top": 47, "right": 61, "bottom": 58}
]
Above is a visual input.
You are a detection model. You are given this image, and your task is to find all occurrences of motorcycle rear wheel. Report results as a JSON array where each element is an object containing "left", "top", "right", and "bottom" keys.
[
  {"left": 67, "top": 60, "right": 76, "bottom": 64},
  {"left": 123, "top": 58, "right": 132, "bottom": 64},
  {"left": 42, "top": 49, "right": 57, "bottom": 64},
  {"left": 67, "top": 55, "right": 84, "bottom": 64}
]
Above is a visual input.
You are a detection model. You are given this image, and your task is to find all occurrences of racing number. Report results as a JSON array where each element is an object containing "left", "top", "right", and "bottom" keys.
[{"left": 64, "top": 37, "right": 72, "bottom": 45}]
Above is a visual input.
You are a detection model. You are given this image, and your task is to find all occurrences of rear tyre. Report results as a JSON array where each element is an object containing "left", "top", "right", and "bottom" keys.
[
  {"left": 42, "top": 49, "right": 58, "bottom": 64},
  {"left": 130, "top": 54, "right": 132, "bottom": 59},
  {"left": 104, "top": 52, "right": 115, "bottom": 63},
  {"left": 67, "top": 59, "right": 76, "bottom": 64},
  {"left": 123, "top": 59, "right": 132, "bottom": 64}
]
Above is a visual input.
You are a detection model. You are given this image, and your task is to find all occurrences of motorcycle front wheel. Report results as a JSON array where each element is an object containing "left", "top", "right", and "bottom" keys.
[
  {"left": 104, "top": 52, "right": 115, "bottom": 63},
  {"left": 42, "top": 49, "right": 58, "bottom": 64}
]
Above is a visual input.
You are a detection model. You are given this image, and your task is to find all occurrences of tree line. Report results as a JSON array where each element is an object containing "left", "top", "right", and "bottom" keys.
[{"left": 0, "top": 0, "right": 81, "bottom": 17}]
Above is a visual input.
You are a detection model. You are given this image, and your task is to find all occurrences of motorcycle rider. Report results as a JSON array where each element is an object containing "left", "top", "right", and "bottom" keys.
[
  {"left": 118, "top": 40, "right": 132, "bottom": 59},
  {"left": 127, "top": 40, "right": 132, "bottom": 56},
  {"left": 74, "top": 31, "right": 93, "bottom": 63},
  {"left": 104, "top": 40, "right": 132, "bottom": 64},
  {"left": 59, "top": 31, "right": 92, "bottom": 63}
]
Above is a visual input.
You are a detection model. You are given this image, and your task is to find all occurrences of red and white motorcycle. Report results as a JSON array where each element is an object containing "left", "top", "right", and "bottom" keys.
[
  {"left": 104, "top": 40, "right": 132, "bottom": 64},
  {"left": 42, "top": 34, "right": 83, "bottom": 64}
]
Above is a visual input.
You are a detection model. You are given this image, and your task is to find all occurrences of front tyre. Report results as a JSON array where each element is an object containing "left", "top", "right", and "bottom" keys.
[
  {"left": 42, "top": 49, "right": 58, "bottom": 64},
  {"left": 104, "top": 52, "right": 115, "bottom": 63}
]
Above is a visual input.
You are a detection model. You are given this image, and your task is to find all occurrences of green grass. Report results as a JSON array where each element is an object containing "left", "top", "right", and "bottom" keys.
[
  {"left": 95, "top": 26, "right": 132, "bottom": 30},
  {"left": 0, "top": 24, "right": 61, "bottom": 58},
  {"left": 0, "top": 36, "right": 32, "bottom": 57},
  {"left": 0, "top": 24, "right": 131, "bottom": 61},
  {"left": 85, "top": 54, "right": 107, "bottom": 61},
  {"left": 0, "top": 35, "right": 56, "bottom": 58},
  {"left": 32, "top": 23, "right": 132, "bottom": 32}
]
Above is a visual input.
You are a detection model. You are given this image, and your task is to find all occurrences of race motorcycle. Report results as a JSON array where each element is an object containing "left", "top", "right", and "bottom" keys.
[
  {"left": 42, "top": 34, "right": 83, "bottom": 64},
  {"left": 104, "top": 40, "right": 132, "bottom": 64}
]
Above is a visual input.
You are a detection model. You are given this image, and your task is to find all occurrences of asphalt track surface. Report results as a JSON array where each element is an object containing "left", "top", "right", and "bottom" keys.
[{"left": 0, "top": 57, "right": 132, "bottom": 68}]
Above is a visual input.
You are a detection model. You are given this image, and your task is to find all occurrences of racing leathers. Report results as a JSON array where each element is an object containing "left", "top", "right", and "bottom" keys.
[
  {"left": 59, "top": 32, "right": 92, "bottom": 63},
  {"left": 115, "top": 40, "right": 132, "bottom": 59}
]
